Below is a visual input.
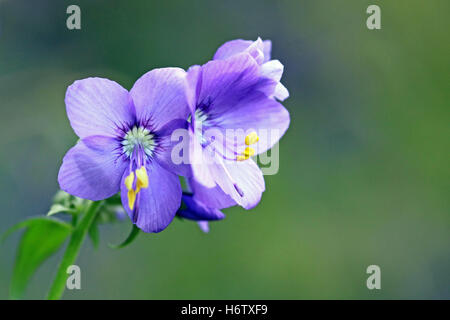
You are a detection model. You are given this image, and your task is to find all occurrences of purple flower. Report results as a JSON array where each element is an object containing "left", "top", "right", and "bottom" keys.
[
  {"left": 197, "top": 221, "right": 210, "bottom": 233},
  {"left": 186, "top": 50, "right": 290, "bottom": 209},
  {"left": 58, "top": 68, "right": 190, "bottom": 233},
  {"left": 177, "top": 189, "right": 226, "bottom": 233},
  {"left": 178, "top": 192, "right": 225, "bottom": 221},
  {"left": 213, "top": 37, "right": 289, "bottom": 101}
]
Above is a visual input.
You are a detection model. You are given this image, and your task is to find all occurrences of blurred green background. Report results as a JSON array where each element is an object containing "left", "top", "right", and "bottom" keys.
[{"left": 0, "top": 0, "right": 448, "bottom": 299}]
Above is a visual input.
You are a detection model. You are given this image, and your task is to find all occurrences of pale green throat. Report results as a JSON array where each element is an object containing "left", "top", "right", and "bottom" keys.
[{"left": 121, "top": 126, "right": 156, "bottom": 158}]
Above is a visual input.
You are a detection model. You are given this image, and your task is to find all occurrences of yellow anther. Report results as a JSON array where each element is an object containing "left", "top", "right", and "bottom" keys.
[
  {"left": 125, "top": 166, "right": 149, "bottom": 210},
  {"left": 243, "top": 147, "right": 255, "bottom": 157},
  {"left": 245, "top": 132, "right": 259, "bottom": 145},
  {"left": 124, "top": 171, "right": 135, "bottom": 190},
  {"left": 135, "top": 166, "right": 149, "bottom": 191},
  {"left": 236, "top": 155, "right": 249, "bottom": 161},
  {"left": 236, "top": 147, "right": 254, "bottom": 161},
  {"left": 127, "top": 189, "right": 136, "bottom": 210}
]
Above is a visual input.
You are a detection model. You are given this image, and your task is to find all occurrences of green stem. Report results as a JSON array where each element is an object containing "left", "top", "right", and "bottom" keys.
[{"left": 46, "top": 200, "right": 102, "bottom": 300}]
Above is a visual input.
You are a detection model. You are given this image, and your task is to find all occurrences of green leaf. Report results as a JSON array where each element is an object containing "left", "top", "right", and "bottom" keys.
[
  {"left": 4, "top": 217, "right": 72, "bottom": 299},
  {"left": 88, "top": 219, "right": 100, "bottom": 249},
  {"left": 47, "top": 204, "right": 75, "bottom": 216},
  {"left": 109, "top": 224, "right": 140, "bottom": 249},
  {"left": 47, "top": 201, "right": 102, "bottom": 300}
]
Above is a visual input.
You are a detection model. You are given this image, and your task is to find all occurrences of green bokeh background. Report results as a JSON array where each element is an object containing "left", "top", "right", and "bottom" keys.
[{"left": 0, "top": 0, "right": 448, "bottom": 299}]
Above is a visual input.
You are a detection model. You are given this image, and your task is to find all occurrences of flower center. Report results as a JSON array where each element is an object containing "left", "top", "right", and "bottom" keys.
[
  {"left": 193, "top": 109, "right": 209, "bottom": 145},
  {"left": 193, "top": 108, "right": 260, "bottom": 162},
  {"left": 194, "top": 108, "right": 208, "bottom": 125},
  {"left": 122, "top": 126, "right": 156, "bottom": 158}
]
